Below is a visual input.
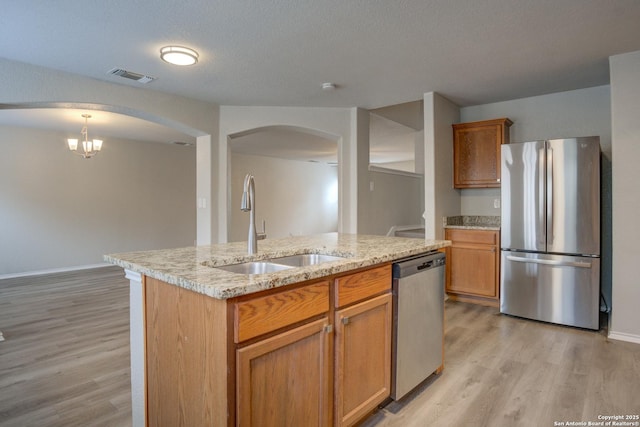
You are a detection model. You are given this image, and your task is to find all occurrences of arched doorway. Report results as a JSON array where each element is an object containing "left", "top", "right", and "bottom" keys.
[{"left": 227, "top": 125, "right": 339, "bottom": 242}]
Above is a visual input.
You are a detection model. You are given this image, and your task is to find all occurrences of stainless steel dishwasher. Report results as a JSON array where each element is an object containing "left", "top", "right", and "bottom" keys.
[{"left": 391, "top": 251, "right": 445, "bottom": 400}]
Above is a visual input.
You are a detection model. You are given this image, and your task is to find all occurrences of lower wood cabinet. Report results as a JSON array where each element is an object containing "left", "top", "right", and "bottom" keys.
[
  {"left": 236, "top": 317, "right": 332, "bottom": 427},
  {"left": 334, "top": 293, "right": 392, "bottom": 427},
  {"left": 445, "top": 228, "right": 500, "bottom": 306},
  {"left": 144, "top": 263, "right": 393, "bottom": 427}
]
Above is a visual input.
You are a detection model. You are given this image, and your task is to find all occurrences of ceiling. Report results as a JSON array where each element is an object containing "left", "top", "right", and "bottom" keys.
[
  {"left": 2, "top": 0, "right": 640, "bottom": 156},
  {"left": 0, "top": 108, "right": 195, "bottom": 145}
]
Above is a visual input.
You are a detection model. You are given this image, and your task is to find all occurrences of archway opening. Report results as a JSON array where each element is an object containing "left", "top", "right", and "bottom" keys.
[{"left": 227, "top": 125, "right": 339, "bottom": 242}]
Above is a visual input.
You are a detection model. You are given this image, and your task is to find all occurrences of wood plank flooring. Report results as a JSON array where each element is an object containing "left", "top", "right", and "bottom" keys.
[
  {"left": 1, "top": 268, "right": 639, "bottom": 426},
  {"left": 0, "top": 267, "right": 131, "bottom": 427},
  {"left": 364, "top": 302, "right": 640, "bottom": 427}
]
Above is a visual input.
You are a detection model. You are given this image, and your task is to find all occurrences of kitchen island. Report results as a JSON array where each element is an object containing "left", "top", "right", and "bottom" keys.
[{"left": 106, "top": 233, "right": 450, "bottom": 427}]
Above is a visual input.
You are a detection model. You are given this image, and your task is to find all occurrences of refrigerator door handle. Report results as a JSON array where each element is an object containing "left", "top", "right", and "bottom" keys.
[
  {"left": 547, "top": 145, "right": 554, "bottom": 246},
  {"left": 538, "top": 145, "right": 546, "bottom": 248},
  {"left": 506, "top": 255, "right": 592, "bottom": 269}
]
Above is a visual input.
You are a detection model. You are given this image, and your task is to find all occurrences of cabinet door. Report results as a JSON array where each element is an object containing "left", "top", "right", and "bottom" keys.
[
  {"left": 446, "top": 243, "right": 498, "bottom": 297},
  {"left": 334, "top": 293, "right": 392, "bottom": 427},
  {"left": 453, "top": 118, "right": 511, "bottom": 188},
  {"left": 236, "top": 318, "right": 331, "bottom": 427}
]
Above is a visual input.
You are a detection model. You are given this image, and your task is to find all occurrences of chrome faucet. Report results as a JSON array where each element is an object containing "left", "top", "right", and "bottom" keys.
[{"left": 241, "top": 174, "right": 266, "bottom": 255}]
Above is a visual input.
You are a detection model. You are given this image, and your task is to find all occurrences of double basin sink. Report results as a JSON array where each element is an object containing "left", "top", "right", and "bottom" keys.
[{"left": 216, "top": 254, "right": 347, "bottom": 275}]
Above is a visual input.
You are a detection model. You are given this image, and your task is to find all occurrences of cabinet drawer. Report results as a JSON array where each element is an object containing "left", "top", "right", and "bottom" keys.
[
  {"left": 335, "top": 265, "right": 391, "bottom": 308},
  {"left": 234, "top": 281, "right": 330, "bottom": 343},
  {"left": 446, "top": 229, "right": 498, "bottom": 245}
]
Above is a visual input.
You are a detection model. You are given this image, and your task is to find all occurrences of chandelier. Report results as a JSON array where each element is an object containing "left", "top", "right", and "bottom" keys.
[{"left": 67, "top": 114, "right": 103, "bottom": 159}]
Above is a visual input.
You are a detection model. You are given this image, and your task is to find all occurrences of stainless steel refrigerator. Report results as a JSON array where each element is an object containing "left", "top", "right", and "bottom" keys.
[{"left": 500, "top": 137, "right": 600, "bottom": 330}]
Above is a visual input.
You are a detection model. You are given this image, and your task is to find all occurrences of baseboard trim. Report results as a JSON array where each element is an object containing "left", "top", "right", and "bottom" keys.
[
  {"left": 608, "top": 330, "right": 640, "bottom": 345},
  {"left": 0, "top": 263, "right": 111, "bottom": 280}
]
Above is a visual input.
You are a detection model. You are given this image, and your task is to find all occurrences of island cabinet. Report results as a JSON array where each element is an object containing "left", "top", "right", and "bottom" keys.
[
  {"left": 334, "top": 266, "right": 392, "bottom": 427},
  {"left": 444, "top": 228, "right": 500, "bottom": 307},
  {"left": 452, "top": 117, "right": 512, "bottom": 188},
  {"left": 234, "top": 281, "right": 332, "bottom": 427},
  {"left": 143, "top": 263, "right": 393, "bottom": 427}
]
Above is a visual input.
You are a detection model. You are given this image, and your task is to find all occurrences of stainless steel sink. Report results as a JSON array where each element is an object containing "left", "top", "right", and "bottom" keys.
[
  {"left": 216, "top": 261, "right": 293, "bottom": 275},
  {"left": 214, "top": 253, "right": 347, "bottom": 275},
  {"left": 268, "top": 254, "right": 346, "bottom": 267}
]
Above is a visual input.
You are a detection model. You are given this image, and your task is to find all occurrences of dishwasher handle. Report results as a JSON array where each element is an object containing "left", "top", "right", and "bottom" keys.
[{"left": 417, "top": 260, "right": 434, "bottom": 271}]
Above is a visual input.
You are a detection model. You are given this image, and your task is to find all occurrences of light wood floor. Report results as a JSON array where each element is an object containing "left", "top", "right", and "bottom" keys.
[
  {"left": 364, "top": 301, "right": 640, "bottom": 427},
  {"left": 1, "top": 268, "right": 639, "bottom": 427},
  {"left": 0, "top": 266, "right": 131, "bottom": 427}
]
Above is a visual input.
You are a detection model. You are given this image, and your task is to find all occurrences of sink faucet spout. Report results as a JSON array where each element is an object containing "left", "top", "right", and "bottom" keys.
[{"left": 241, "top": 174, "right": 266, "bottom": 255}]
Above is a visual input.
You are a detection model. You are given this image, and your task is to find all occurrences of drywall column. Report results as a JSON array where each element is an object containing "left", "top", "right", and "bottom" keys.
[
  {"left": 352, "top": 108, "right": 370, "bottom": 233},
  {"left": 196, "top": 134, "right": 214, "bottom": 244},
  {"left": 423, "top": 93, "right": 437, "bottom": 239},
  {"left": 125, "top": 270, "right": 145, "bottom": 427},
  {"left": 423, "top": 92, "right": 461, "bottom": 240},
  {"left": 609, "top": 50, "right": 640, "bottom": 344}
]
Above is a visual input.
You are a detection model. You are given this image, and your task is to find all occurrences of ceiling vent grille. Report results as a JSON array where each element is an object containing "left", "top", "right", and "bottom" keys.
[{"left": 107, "top": 68, "right": 156, "bottom": 84}]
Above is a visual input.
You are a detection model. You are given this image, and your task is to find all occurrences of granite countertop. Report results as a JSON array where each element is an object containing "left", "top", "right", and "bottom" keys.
[
  {"left": 105, "top": 233, "right": 450, "bottom": 300},
  {"left": 444, "top": 215, "right": 500, "bottom": 231}
]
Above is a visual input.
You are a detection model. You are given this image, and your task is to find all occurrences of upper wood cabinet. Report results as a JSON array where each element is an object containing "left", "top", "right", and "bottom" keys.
[{"left": 452, "top": 118, "right": 512, "bottom": 188}]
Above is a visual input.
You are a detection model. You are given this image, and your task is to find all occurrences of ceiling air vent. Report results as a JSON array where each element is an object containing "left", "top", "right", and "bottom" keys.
[{"left": 107, "top": 68, "right": 156, "bottom": 84}]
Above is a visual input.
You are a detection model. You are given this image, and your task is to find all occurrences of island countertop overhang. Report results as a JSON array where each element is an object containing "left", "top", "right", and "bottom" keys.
[{"left": 105, "top": 233, "right": 451, "bottom": 299}]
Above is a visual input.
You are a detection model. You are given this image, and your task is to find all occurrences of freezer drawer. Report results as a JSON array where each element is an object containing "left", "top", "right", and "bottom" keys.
[{"left": 500, "top": 251, "right": 600, "bottom": 330}]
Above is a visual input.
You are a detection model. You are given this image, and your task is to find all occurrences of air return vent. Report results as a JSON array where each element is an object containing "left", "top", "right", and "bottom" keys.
[{"left": 107, "top": 68, "right": 156, "bottom": 84}]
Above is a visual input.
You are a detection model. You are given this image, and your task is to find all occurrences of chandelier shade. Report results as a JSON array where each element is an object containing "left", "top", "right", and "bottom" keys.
[{"left": 67, "top": 114, "right": 103, "bottom": 159}]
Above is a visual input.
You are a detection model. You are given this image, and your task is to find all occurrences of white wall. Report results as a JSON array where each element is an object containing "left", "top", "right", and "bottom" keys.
[
  {"left": 459, "top": 85, "right": 613, "bottom": 308},
  {"left": 0, "top": 126, "right": 196, "bottom": 275},
  {"left": 0, "top": 58, "right": 219, "bottom": 245},
  {"left": 228, "top": 153, "right": 338, "bottom": 241},
  {"left": 359, "top": 168, "right": 424, "bottom": 236},
  {"left": 424, "top": 92, "right": 461, "bottom": 239},
  {"left": 609, "top": 50, "right": 640, "bottom": 343},
  {"left": 460, "top": 189, "right": 501, "bottom": 216}
]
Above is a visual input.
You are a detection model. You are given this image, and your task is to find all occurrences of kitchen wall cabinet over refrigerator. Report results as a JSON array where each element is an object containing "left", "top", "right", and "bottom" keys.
[{"left": 452, "top": 118, "right": 512, "bottom": 188}]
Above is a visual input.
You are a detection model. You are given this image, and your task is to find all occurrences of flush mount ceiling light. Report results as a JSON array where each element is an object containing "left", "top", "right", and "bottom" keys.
[
  {"left": 160, "top": 46, "right": 199, "bottom": 66},
  {"left": 67, "top": 114, "right": 103, "bottom": 159},
  {"left": 322, "top": 82, "right": 337, "bottom": 91}
]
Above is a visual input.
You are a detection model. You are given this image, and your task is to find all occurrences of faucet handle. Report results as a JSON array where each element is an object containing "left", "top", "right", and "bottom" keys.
[{"left": 257, "top": 220, "right": 267, "bottom": 240}]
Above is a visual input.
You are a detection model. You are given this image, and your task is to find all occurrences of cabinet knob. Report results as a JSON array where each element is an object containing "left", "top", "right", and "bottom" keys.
[
  {"left": 342, "top": 317, "right": 350, "bottom": 325},
  {"left": 323, "top": 324, "right": 333, "bottom": 334}
]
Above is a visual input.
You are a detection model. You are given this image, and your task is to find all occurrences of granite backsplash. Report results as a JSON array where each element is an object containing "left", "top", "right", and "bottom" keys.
[{"left": 445, "top": 215, "right": 500, "bottom": 229}]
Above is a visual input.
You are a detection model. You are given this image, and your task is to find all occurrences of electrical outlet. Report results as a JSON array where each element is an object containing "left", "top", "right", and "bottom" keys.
[
  {"left": 442, "top": 216, "right": 448, "bottom": 227},
  {"left": 493, "top": 198, "right": 500, "bottom": 209}
]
